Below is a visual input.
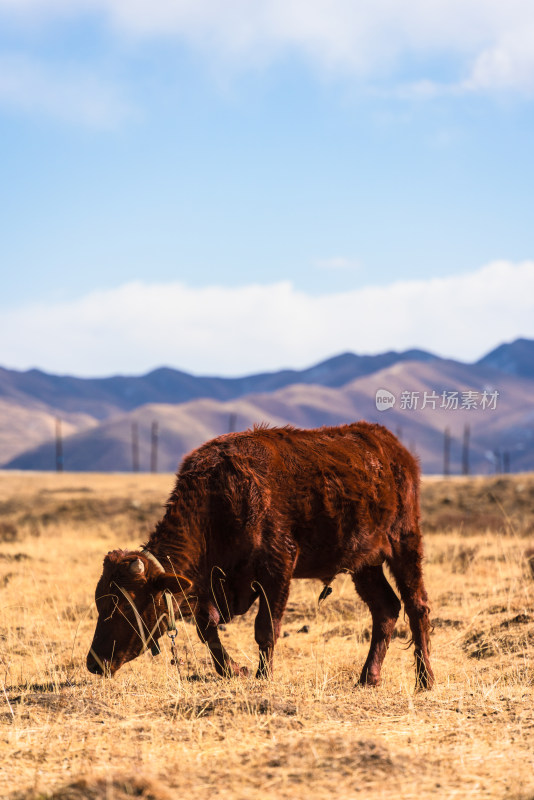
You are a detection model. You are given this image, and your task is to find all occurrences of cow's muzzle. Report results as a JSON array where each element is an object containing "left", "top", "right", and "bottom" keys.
[{"left": 86, "top": 649, "right": 113, "bottom": 677}]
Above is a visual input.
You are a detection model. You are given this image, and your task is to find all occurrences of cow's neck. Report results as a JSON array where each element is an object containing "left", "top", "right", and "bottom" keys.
[{"left": 144, "top": 512, "right": 202, "bottom": 583}]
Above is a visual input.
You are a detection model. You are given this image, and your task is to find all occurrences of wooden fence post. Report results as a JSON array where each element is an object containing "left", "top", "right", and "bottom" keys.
[
  {"left": 443, "top": 427, "right": 451, "bottom": 477},
  {"left": 132, "top": 422, "right": 139, "bottom": 472},
  {"left": 55, "top": 418, "right": 63, "bottom": 472},
  {"left": 151, "top": 421, "right": 158, "bottom": 473},
  {"left": 462, "top": 424, "right": 470, "bottom": 476}
]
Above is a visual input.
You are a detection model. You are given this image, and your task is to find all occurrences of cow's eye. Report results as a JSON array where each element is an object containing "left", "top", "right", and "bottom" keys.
[{"left": 98, "top": 594, "right": 118, "bottom": 622}]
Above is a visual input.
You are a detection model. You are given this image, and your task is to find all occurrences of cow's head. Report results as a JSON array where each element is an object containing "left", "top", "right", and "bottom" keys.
[{"left": 86, "top": 549, "right": 192, "bottom": 676}]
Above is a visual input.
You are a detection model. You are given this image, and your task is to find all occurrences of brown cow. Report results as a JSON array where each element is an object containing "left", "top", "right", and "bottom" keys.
[{"left": 87, "top": 422, "right": 434, "bottom": 689}]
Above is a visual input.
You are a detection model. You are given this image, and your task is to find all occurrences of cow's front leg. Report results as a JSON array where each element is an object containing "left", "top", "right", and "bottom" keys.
[
  {"left": 196, "top": 605, "right": 248, "bottom": 678},
  {"left": 253, "top": 574, "right": 291, "bottom": 679}
]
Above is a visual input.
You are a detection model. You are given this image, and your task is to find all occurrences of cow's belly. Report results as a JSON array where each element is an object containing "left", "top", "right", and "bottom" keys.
[{"left": 290, "top": 512, "right": 390, "bottom": 580}]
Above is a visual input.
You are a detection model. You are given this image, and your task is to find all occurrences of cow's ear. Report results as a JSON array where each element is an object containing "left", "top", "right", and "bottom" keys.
[{"left": 153, "top": 573, "right": 192, "bottom": 595}]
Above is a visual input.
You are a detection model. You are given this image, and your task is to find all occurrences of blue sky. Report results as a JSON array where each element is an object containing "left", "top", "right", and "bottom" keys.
[{"left": 1, "top": 1, "right": 534, "bottom": 376}]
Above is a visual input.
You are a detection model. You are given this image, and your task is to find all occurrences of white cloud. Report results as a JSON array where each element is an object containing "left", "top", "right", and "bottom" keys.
[
  {"left": 0, "top": 52, "right": 131, "bottom": 127},
  {"left": 401, "top": 25, "right": 534, "bottom": 98},
  {"left": 1, "top": 261, "right": 533, "bottom": 377},
  {"left": 464, "top": 28, "right": 534, "bottom": 93},
  {"left": 1, "top": 1, "right": 534, "bottom": 93}
]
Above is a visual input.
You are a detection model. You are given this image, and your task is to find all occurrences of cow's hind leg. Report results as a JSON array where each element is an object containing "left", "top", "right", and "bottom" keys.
[
  {"left": 352, "top": 565, "right": 401, "bottom": 687},
  {"left": 196, "top": 606, "right": 249, "bottom": 678},
  {"left": 253, "top": 574, "right": 291, "bottom": 679},
  {"left": 387, "top": 534, "right": 434, "bottom": 690}
]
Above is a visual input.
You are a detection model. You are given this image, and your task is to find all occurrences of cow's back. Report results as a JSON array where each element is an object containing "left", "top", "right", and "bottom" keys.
[{"left": 175, "top": 422, "right": 419, "bottom": 582}]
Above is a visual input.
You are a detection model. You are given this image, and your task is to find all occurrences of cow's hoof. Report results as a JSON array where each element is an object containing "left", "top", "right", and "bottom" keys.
[
  {"left": 224, "top": 664, "right": 249, "bottom": 678},
  {"left": 415, "top": 657, "right": 434, "bottom": 691},
  {"left": 255, "top": 668, "right": 272, "bottom": 680},
  {"left": 358, "top": 671, "right": 380, "bottom": 687},
  {"left": 414, "top": 672, "right": 434, "bottom": 692}
]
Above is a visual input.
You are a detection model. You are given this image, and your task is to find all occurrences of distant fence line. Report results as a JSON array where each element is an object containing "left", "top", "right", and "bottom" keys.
[{"left": 53, "top": 415, "right": 512, "bottom": 475}]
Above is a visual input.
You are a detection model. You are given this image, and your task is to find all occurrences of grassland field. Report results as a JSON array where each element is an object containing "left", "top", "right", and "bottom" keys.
[{"left": 0, "top": 470, "right": 533, "bottom": 800}]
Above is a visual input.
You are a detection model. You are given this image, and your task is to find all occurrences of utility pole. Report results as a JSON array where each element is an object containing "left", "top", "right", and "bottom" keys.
[
  {"left": 55, "top": 418, "right": 63, "bottom": 472},
  {"left": 132, "top": 422, "right": 139, "bottom": 472},
  {"left": 228, "top": 412, "right": 237, "bottom": 434},
  {"left": 461, "top": 424, "right": 470, "bottom": 476},
  {"left": 443, "top": 427, "right": 451, "bottom": 477},
  {"left": 151, "top": 421, "right": 158, "bottom": 473}
]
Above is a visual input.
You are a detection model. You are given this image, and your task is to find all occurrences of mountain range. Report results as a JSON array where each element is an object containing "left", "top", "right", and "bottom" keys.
[{"left": 1, "top": 338, "right": 533, "bottom": 474}]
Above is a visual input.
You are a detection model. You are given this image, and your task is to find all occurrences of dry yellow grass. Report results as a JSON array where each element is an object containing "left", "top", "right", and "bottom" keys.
[{"left": 1, "top": 471, "right": 533, "bottom": 799}]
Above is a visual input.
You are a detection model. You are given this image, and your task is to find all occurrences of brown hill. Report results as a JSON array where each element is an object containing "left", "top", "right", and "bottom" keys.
[
  {"left": 0, "top": 398, "right": 97, "bottom": 465},
  {"left": 0, "top": 349, "right": 437, "bottom": 466},
  {"left": 6, "top": 359, "right": 533, "bottom": 474}
]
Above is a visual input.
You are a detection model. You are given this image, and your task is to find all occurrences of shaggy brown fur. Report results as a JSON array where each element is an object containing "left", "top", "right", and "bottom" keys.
[{"left": 87, "top": 422, "right": 434, "bottom": 689}]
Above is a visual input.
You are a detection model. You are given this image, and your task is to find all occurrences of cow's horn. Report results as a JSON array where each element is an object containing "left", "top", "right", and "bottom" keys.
[
  {"left": 130, "top": 557, "right": 145, "bottom": 574},
  {"left": 140, "top": 549, "right": 165, "bottom": 575}
]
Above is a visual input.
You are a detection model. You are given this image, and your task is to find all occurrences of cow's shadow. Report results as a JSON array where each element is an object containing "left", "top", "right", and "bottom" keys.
[{"left": 5, "top": 678, "right": 77, "bottom": 704}]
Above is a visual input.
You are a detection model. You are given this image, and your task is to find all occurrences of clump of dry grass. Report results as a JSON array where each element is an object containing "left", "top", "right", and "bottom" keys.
[
  {"left": 0, "top": 471, "right": 533, "bottom": 800},
  {"left": 421, "top": 474, "right": 534, "bottom": 536},
  {"left": 13, "top": 775, "right": 172, "bottom": 800}
]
